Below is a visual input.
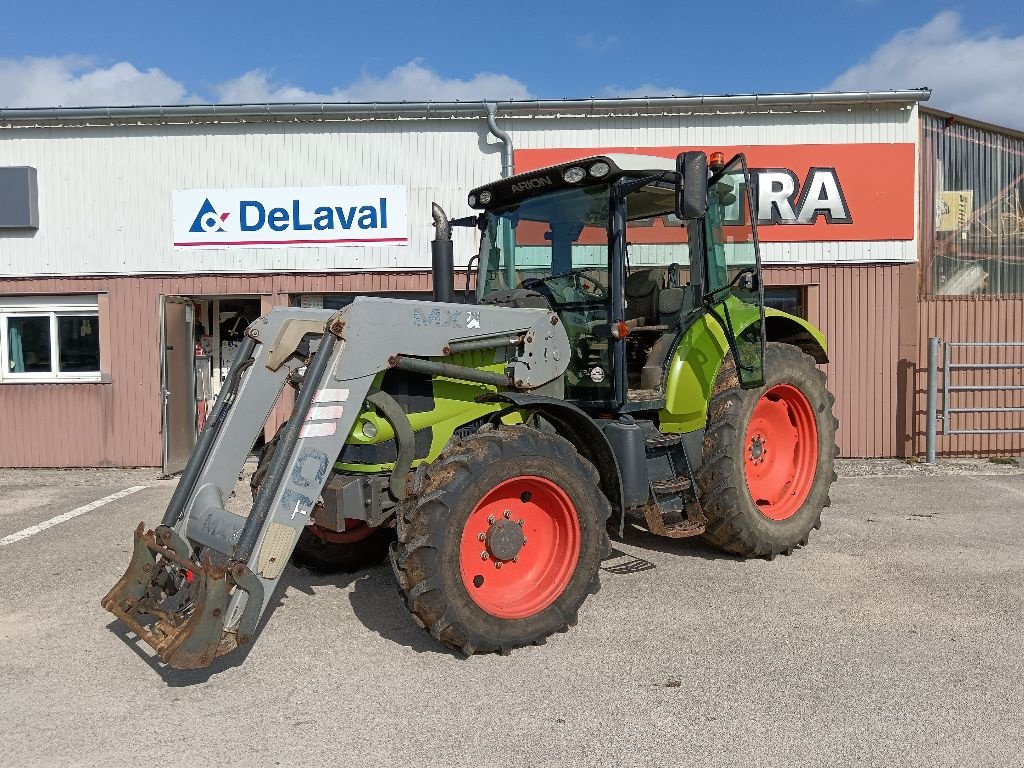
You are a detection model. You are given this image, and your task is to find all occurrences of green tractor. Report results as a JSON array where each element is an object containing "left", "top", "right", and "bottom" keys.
[{"left": 104, "top": 151, "right": 837, "bottom": 668}]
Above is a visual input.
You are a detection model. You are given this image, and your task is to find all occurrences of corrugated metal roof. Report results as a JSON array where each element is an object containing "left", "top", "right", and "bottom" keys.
[
  {"left": 0, "top": 90, "right": 931, "bottom": 127},
  {"left": 920, "top": 106, "right": 1024, "bottom": 143}
]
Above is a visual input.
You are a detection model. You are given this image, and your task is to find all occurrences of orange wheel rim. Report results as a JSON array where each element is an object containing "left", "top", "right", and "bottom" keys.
[
  {"left": 743, "top": 384, "right": 818, "bottom": 521},
  {"left": 459, "top": 476, "right": 580, "bottom": 619}
]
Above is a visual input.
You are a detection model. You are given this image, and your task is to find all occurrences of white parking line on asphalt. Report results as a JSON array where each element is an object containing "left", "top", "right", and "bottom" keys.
[{"left": 0, "top": 485, "right": 148, "bottom": 547}]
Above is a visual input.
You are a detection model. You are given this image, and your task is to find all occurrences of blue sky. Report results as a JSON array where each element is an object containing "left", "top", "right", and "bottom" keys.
[{"left": 1, "top": 1, "right": 1023, "bottom": 127}]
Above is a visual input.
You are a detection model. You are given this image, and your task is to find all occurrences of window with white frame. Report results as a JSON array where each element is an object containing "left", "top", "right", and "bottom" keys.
[{"left": 0, "top": 295, "right": 101, "bottom": 383}]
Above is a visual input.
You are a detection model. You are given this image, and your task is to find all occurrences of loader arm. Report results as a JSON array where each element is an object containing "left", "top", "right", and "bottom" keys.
[{"left": 103, "top": 297, "right": 571, "bottom": 669}]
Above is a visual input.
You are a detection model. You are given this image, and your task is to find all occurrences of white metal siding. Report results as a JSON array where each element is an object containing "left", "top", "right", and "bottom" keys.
[
  {"left": 0, "top": 119, "right": 502, "bottom": 276},
  {"left": 0, "top": 103, "right": 917, "bottom": 277}
]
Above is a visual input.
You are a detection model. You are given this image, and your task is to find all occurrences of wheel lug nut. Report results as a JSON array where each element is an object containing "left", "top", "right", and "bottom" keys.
[
  {"left": 495, "top": 561, "right": 503, "bottom": 569},
  {"left": 512, "top": 556, "right": 518, "bottom": 563},
  {"left": 481, "top": 551, "right": 488, "bottom": 560},
  {"left": 503, "top": 510, "right": 511, "bottom": 519},
  {"left": 487, "top": 515, "right": 495, "bottom": 524},
  {"left": 477, "top": 532, "right": 485, "bottom": 541},
  {"left": 522, "top": 537, "right": 527, "bottom": 546},
  {"left": 517, "top": 518, "right": 524, "bottom": 526}
]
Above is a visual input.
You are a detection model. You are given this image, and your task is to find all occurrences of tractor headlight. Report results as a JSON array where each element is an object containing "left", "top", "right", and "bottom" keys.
[
  {"left": 468, "top": 194, "right": 477, "bottom": 207},
  {"left": 478, "top": 190, "right": 492, "bottom": 205},
  {"left": 360, "top": 420, "right": 378, "bottom": 439},
  {"left": 562, "top": 166, "right": 586, "bottom": 184},
  {"left": 589, "top": 161, "right": 611, "bottom": 178}
]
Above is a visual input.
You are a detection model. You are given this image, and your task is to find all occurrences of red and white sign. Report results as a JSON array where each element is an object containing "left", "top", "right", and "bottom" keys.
[{"left": 515, "top": 144, "right": 915, "bottom": 242}]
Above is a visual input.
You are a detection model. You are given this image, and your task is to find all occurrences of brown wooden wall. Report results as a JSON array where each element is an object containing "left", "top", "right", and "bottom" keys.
[
  {"left": 12, "top": 264, "right": 1011, "bottom": 466},
  {"left": 761, "top": 264, "right": 911, "bottom": 459},
  {"left": 0, "top": 272, "right": 433, "bottom": 467},
  {"left": 915, "top": 297, "right": 1024, "bottom": 456}
]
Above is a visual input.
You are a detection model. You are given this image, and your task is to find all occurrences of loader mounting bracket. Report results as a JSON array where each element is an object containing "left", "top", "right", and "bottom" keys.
[{"left": 101, "top": 523, "right": 265, "bottom": 669}]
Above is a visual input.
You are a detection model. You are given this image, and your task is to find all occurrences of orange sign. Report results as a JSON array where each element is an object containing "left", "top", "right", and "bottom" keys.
[{"left": 515, "top": 144, "right": 916, "bottom": 242}]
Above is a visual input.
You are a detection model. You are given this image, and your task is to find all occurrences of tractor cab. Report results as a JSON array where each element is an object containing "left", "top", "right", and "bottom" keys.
[{"left": 468, "top": 151, "right": 766, "bottom": 411}]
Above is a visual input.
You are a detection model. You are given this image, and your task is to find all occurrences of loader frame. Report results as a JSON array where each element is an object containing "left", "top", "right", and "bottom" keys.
[{"left": 103, "top": 298, "right": 571, "bottom": 668}]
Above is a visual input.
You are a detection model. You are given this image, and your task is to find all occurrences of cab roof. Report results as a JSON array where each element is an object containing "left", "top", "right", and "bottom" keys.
[{"left": 468, "top": 154, "right": 678, "bottom": 211}]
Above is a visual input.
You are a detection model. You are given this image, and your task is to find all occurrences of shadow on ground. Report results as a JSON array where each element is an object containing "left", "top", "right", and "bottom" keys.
[{"left": 104, "top": 522, "right": 740, "bottom": 686}]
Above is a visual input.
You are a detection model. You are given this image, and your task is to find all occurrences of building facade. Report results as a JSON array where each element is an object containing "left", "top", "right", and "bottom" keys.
[{"left": 0, "top": 91, "right": 1020, "bottom": 467}]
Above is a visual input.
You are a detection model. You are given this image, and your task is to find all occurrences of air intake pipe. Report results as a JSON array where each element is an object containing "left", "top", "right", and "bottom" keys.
[{"left": 431, "top": 202, "right": 455, "bottom": 303}]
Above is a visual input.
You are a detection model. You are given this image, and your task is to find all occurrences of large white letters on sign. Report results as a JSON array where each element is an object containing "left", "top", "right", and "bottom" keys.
[{"left": 172, "top": 185, "right": 409, "bottom": 249}]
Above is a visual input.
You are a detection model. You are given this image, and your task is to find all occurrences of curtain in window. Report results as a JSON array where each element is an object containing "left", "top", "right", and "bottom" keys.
[{"left": 7, "top": 324, "right": 25, "bottom": 372}]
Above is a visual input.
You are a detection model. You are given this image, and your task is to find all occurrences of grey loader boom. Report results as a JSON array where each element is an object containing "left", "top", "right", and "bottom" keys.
[{"left": 102, "top": 297, "right": 570, "bottom": 668}]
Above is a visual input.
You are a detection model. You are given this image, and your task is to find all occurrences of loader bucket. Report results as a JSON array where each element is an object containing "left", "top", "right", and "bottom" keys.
[{"left": 101, "top": 523, "right": 264, "bottom": 670}]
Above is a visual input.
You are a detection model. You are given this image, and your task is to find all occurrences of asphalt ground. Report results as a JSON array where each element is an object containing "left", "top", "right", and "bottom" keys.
[{"left": 0, "top": 459, "right": 1022, "bottom": 768}]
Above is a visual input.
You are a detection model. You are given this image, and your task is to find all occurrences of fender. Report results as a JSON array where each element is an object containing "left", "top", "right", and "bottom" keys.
[
  {"left": 661, "top": 304, "right": 828, "bottom": 434},
  {"left": 476, "top": 392, "right": 624, "bottom": 518},
  {"left": 762, "top": 309, "right": 828, "bottom": 364}
]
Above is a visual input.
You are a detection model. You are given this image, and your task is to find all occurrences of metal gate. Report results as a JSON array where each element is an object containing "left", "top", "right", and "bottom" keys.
[{"left": 925, "top": 338, "right": 1024, "bottom": 462}]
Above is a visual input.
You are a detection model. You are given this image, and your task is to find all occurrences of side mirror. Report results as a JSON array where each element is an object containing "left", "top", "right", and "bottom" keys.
[{"left": 675, "top": 151, "right": 708, "bottom": 219}]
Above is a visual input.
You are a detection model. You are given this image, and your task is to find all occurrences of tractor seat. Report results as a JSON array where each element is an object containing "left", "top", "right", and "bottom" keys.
[
  {"left": 624, "top": 268, "right": 663, "bottom": 328},
  {"left": 657, "top": 287, "right": 692, "bottom": 328},
  {"left": 638, "top": 287, "right": 697, "bottom": 391}
]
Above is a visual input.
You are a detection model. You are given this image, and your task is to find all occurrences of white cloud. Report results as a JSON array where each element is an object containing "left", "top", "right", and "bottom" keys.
[
  {"left": 598, "top": 84, "right": 688, "bottom": 99},
  {"left": 830, "top": 11, "right": 1024, "bottom": 129},
  {"left": 577, "top": 33, "right": 618, "bottom": 52},
  {"left": 0, "top": 56, "right": 530, "bottom": 108},
  {"left": 0, "top": 56, "right": 193, "bottom": 107},
  {"left": 213, "top": 60, "right": 532, "bottom": 103}
]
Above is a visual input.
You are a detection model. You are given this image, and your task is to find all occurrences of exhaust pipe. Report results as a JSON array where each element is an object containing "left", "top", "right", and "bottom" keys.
[{"left": 431, "top": 202, "right": 455, "bottom": 303}]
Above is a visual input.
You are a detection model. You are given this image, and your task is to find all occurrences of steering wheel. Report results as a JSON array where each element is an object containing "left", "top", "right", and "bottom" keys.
[{"left": 523, "top": 269, "right": 608, "bottom": 302}]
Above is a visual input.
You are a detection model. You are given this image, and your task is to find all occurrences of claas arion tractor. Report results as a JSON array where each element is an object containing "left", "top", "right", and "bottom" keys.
[{"left": 104, "top": 151, "right": 837, "bottom": 668}]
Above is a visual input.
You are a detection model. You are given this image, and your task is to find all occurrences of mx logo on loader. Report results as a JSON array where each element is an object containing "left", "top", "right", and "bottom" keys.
[
  {"left": 189, "top": 198, "right": 230, "bottom": 233},
  {"left": 413, "top": 307, "right": 482, "bottom": 329}
]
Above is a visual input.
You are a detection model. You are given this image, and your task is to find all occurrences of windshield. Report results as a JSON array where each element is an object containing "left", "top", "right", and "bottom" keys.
[
  {"left": 478, "top": 184, "right": 610, "bottom": 302},
  {"left": 478, "top": 184, "right": 613, "bottom": 401}
]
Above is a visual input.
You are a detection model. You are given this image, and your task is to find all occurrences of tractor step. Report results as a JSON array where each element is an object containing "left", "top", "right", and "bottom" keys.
[
  {"left": 645, "top": 432, "right": 684, "bottom": 449},
  {"left": 641, "top": 504, "right": 705, "bottom": 538},
  {"left": 651, "top": 476, "right": 691, "bottom": 494},
  {"left": 633, "top": 421, "right": 706, "bottom": 539}
]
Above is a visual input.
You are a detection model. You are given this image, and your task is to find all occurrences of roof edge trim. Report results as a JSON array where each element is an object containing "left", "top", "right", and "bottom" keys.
[{"left": 0, "top": 89, "right": 931, "bottom": 125}]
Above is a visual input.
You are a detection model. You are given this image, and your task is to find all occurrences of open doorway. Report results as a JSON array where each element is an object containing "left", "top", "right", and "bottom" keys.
[
  {"left": 160, "top": 294, "right": 264, "bottom": 476},
  {"left": 192, "top": 296, "right": 263, "bottom": 437}
]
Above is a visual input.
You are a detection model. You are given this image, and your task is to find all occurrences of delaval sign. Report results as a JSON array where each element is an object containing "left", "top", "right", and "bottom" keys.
[{"left": 172, "top": 185, "right": 408, "bottom": 249}]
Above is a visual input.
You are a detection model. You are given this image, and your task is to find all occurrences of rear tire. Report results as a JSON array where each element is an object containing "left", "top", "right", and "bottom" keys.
[
  {"left": 251, "top": 429, "right": 393, "bottom": 574},
  {"left": 697, "top": 342, "right": 838, "bottom": 558},
  {"left": 393, "top": 424, "right": 610, "bottom": 655}
]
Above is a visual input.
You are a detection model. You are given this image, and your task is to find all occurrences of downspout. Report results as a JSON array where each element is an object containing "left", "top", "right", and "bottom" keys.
[
  {"left": 485, "top": 103, "right": 516, "bottom": 288},
  {"left": 485, "top": 102, "right": 513, "bottom": 178}
]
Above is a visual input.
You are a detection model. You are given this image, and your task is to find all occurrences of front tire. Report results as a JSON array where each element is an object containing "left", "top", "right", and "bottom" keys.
[
  {"left": 697, "top": 342, "right": 838, "bottom": 558},
  {"left": 393, "top": 424, "right": 611, "bottom": 655}
]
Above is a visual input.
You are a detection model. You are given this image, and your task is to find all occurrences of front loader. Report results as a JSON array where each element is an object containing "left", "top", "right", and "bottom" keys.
[{"left": 104, "top": 150, "right": 837, "bottom": 668}]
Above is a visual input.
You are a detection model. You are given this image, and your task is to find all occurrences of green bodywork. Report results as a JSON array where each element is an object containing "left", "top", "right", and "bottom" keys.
[
  {"left": 335, "top": 302, "right": 827, "bottom": 473},
  {"left": 335, "top": 152, "right": 831, "bottom": 475},
  {"left": 660, "top": 301, "right": 828, "bottom": 433},
  {"left": 335, "top": 350, "right": 506, "bottom": 473}
]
